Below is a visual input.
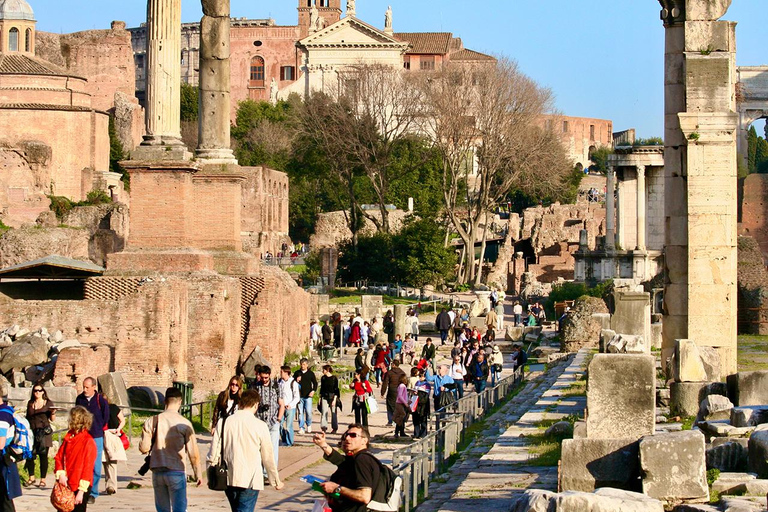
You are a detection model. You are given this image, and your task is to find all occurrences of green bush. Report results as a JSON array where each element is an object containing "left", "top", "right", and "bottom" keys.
[
  {"left": 48, "top": 190, "right": 113, "bottom": 220},
  {"left": 48, "top": 195, "right": 74, "bottom": 219},
  {"left": 545, "top": 280, "right": 612, "bottom": 319}
]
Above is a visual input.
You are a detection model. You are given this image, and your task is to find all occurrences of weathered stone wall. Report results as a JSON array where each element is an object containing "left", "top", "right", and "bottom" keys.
[
  {"left": 544, "top": 115, "right": 613, "bottom": 170},
  {"left": 739, "top": 173, "right": 768, "bottom": 262},
  {"left": 0, "top": 203, "right": 128, "bottom": 267},
  {"left": 737, "top": 235, "right": 768, "bottom": 335},
  {"left": 310, "top": 209, "right": 414, "bottom": 249},
  {"left": 241, "top": 166, "right": 290, "bottom": 255},
  {"left": 0, "top": 275, "right": 243, "bottom": 397},
  {"left": 244, "top": 265, "right": 316, "bottom": 368},
  {"left": 36, "top": 23, "right": 144, "bottom": 151}
]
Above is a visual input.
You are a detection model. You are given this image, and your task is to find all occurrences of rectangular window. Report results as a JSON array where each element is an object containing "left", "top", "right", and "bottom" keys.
[
  {"left": 403, "top": 56, "right": 411, "bottom": 70},
  {"left": 420, "top": 56, "right": 435, "bottom": 71},
  {"left": 136, "top": 55, "right": 145, "bottom": 70},
  {"left": 562, "top": 120, "right": 569, "bottom": 133},
  {"left": 590, "top": 124, "right": 595, "bottom": 140},
  {"left": 280, "top": 66, "right": 295, "bottom": 81}
]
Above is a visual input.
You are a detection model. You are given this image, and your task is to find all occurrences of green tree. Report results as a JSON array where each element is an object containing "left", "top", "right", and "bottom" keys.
[
  {"left": 395, "top": 219, "right": 456, "bottom": 289},
  {"left": 748, "top": 125, "right": 758, "bottom": 173},
  {"left": 633, "top": 137, "right": 663, "bottom": 146},
  {"left": 108, "top": 115, "right": 129, "bottom": 190},
  {"left": 756, "top": 136, "right": 768, "bottom": 174},
  {"left": 180, "top": 83, "right": 199, "bottom": 122},
  {"left": 589, "top": 146, "right": 613, "bottom": 174}
]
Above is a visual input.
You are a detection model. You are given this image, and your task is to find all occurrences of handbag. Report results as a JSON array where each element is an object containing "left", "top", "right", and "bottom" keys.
[
  {"left": 119, "top": 430, "right": 130, "bottom": 450},
  {"left": 50, "top": 481, "right": 75, "bottom": 512},
  {"left": 207, "top": 416, "right": 229, "bottom": 491},
  {"left": 365, "top": 395, "right": 378, "bottom": 414},
  {"left": 312, "top": 498, "right": 332, "bottom": 512}
]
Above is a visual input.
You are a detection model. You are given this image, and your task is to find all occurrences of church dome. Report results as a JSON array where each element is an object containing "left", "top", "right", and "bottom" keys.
[{"left": 0, "top": 0, "right": 35, "bottom": 21}]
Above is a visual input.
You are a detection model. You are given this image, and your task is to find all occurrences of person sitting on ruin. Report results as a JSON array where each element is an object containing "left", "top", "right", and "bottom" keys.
[
  {"left": 402, "top": 335, "right": 416, "bottom": 365},
  {"left": 211, "top": 376, "right": 243, "bottom": 434},
  {"left": 483, "top": 327, "right": 495, "bottom": 344}
]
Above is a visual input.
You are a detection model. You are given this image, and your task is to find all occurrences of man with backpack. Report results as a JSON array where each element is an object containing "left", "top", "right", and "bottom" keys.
[
  {"left": 75, "top": 377, "right": 110, "bottom": 503},
  {"left": 0, "top": 393, "right": 22, "bottom": 511},
  {"left": 312, "top": 425, "right": 400, "bottom": 511}
]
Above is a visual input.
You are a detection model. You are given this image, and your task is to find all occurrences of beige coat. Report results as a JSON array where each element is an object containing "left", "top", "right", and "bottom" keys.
[
  {"left": 208, "top": 410, "right": 281, "bottom": 490},
  {"left": 139, "top": 410, "right": 202, "bottom": 481},
  {"left": 486, "top": 310, "right": 498, "bottom": 327}
]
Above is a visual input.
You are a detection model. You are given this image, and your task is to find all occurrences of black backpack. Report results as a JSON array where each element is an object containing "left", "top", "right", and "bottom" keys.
[{"left": 359, "top": 452, "right": 401, "bottom": 512}]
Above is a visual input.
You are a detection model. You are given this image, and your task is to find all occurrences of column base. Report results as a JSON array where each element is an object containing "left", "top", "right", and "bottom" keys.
[
  {"left": 133, "top": 138, "right": 192, "bottom": 161},
  {"left": 195, "top": 148, "right": 239, "bottom": 165}
]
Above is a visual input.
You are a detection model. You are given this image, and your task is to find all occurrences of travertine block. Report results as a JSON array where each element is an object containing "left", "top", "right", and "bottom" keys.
[
  {"left": 201, "top": 0, "right": 230, "bottom": 17},
  {"left": 676, "top": 339, "right": 708, "bottom": 382},
  {"left": 727, "top": 371, "right": 768, "bottom": 406},
  {"left": 685, "top": 1, "right": 732, "bottom": 22},
  {"left": 200, "top": 15, "right": 230, "bottom": 60},
  {"left": 640, "top": 430, "right": 709, "bottom": 502},
  {"left": 684, "top": 20, "right": 732, "bottom": 53},
  {"left": 587, "top": 354, "right": 655, "bottom": 439},
  {"left": 560, "top": 438, "right": 640, "bottom": 492}
]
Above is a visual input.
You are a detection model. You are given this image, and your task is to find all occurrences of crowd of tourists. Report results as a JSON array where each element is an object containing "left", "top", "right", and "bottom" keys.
[{"left": 0, "top": 300, "right": 535, "bottom": 512}]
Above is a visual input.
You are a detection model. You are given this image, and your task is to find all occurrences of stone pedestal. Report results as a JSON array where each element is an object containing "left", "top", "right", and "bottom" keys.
[
  {"left": 586, "top": 354, "right": 655, "bottom": 439},
  {"left": 394, "top": 304, "right": 409, "bottom": 340},
  {"left": 610, "top": 290, "right": 651, "bottom": 346}
]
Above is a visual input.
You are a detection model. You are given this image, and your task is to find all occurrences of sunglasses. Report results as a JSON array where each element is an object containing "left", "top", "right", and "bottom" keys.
[
  {"left": 229, "top": 383, "right": 239, "bottom": 387},
  {"left": 33, "top": 389, "right": 43, "bottom": 393},
  {"left": 342, "top": 432, "right": 361, "bottom": 439}
]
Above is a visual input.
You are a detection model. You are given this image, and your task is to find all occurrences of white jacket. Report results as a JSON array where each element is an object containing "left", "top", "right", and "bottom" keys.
[
  {"left": 279, "top": 377, "right": 300, "bottom": 409},
  {"left": 208, "top": 410, "right": 280, "bottom": 490}
]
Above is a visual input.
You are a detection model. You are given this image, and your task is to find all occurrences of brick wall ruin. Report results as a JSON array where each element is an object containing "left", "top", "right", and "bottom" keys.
[
  {"left": 36, "top": 21, "right": 144, "bottom": 152},
  {"left": 241, "top": 166, "right": 290, "bottom": 256}
]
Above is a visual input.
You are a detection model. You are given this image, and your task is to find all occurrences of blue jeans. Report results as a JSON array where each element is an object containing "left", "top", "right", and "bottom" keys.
[
  {"left": 268, "top": 422, "right": 280, "bottom": 469},
  {"left": 454, "top": 381, "right": 464, "bottom": 399},
  {"left": 491, "top": 367, "right": 500, "bottom": 385},
  {"left": 92, "top": 436, "right": 104, "bottom": 497},
  {"left": 225, "top": 487, "right": 260, "bottom": 512},
  {"left": 514, "top": 314, "right": 521, "bottom": 326},
  {"left": 281, "top": 407, "right": 295, "bottom": 446},
  {"left": 475, "top": 379, "right": 487, "bottom": 394},
  {"left": 439, "top": 330, "right": 449, "bottom": 344},
  {"left": 152, "top": 470, "right": 187, "bottom": 512},
  {"left": 298, "top": 397, "right": 313, "bottom": 429}
]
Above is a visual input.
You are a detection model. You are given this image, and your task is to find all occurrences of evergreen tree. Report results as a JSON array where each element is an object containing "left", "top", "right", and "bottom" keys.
[
  {"left": 756, "top": 136, "right": 768, "bottom": 174},
  {"left": 747, "top": 125, "right": 758, "bottom": 173}
]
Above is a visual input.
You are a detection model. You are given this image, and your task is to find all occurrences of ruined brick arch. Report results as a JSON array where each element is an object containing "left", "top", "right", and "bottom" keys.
[{"left": 737, "top": 66, "right": 768, "bottom": 169}]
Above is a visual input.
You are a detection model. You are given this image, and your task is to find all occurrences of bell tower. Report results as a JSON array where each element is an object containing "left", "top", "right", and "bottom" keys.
[{"left": 298, "top": 0, "right": 341, "bottom": 39}]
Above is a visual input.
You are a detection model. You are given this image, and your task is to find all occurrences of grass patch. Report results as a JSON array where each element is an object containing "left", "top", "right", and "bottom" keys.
[
  {"left": 681, "top": 416, "right": 696, "bottom": 431},
  {"left": 737, "top": 335, "right": 768, "bottom": 371},
  {"left": 0, "top": 219, "right": 10, "bottom": 234},
  {"left": 284, "top": 264, "right": 307, "bottom": 274},
  {"left": 327, "top": 288, "right": 451, "bottom": 312},
  {"left": 525, "top": 414, "right": 581, "bottom": 467},
  {"left": 560, "top": 380, "right": 586, "bottom": 398}
]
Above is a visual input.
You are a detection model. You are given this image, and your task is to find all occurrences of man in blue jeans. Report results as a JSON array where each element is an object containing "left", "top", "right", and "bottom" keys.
[
  {"left": 75, "top": 377, "right": 109, "bottom": 503},
  {"left": 293, "top": 358, "right": 317, "bottom": 434},
  {"left": 279, "top": 366, "right": 300, "bottom": 446},
  {"left": 140, "top": 387, "right": 202, "bottom": 512}
]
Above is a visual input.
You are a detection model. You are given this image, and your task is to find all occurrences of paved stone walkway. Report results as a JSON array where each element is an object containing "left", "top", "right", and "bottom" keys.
[{"left": 416, "top": 349, "right": 589, "bottom": 512}]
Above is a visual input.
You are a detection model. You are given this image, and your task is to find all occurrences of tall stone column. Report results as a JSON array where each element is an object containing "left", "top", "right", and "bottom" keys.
[
  {"left": 136, "top": 0, "right": 189, "bottom": 159},
  {"left": 615, "top": 181, "right": 623, "bottom": 250},
  {"left": 196, "top": 0, "right": 238, "bottom": 164},
  {"left": 660, "top": 0, "right": 738, "bottom": 377},
  {"left": 635, "top": 165, "right": 646, "bottom": 251},
  {"left": 605, "top": 166, "right": 616, "bottom": 252}
]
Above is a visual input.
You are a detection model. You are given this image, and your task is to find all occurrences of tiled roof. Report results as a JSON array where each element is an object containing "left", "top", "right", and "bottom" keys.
[
  {"left": 394, "top": 32, "right": 452, "bottom": 55},
  {"left": 450, "top": 49, "right": 496, "bottom": 62},
  {"left": 0, "top": 53, "right": 73, "bottom": 77}
]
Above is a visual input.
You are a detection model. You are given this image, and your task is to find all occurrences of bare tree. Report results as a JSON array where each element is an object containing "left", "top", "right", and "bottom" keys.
[
  {"left": 417, "top": 58, "right": 572, "bottom": 284},
  {"left": 302, "top": 64, "right": 426, "bottom": 233}
]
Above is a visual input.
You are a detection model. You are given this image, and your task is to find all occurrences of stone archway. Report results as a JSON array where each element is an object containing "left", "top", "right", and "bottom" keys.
[{"left": 736, "top": 66, "right": 768, "bottom": 169}]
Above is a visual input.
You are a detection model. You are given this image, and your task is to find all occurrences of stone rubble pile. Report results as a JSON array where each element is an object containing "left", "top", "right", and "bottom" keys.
[{"left": 0, "top": 324, "right": 81, "bottom": 393}]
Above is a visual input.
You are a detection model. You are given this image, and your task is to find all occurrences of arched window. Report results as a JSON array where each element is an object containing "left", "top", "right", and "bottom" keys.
[
  {"left": 249, "top": 56, "right": 265, "bottom": 87},
  {"left": 25, "top": 28, "right": 31, "bottom": 52},
  {"left": 8, "top": 28, "right": 19, "bottom": 52}
]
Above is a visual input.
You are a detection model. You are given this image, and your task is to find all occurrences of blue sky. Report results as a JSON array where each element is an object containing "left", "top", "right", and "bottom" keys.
[{"left": 30, "top": 0, "right": 767, "bottom": 138}]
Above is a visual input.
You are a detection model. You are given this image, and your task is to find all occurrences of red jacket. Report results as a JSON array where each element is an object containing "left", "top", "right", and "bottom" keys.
[
  {"left": 351, "top": 380, "right": 373, "bottom": 396},
  {"left": 55, "top": 429, "right": 97, "bottom": 493}
]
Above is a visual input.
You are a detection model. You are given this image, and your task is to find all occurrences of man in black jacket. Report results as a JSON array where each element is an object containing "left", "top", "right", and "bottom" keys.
[
  {"left": 293, "top": 358, "right": 317, "bottom": 434},
  {"left": 380, "top": 360, "right": 406, "bottom": 428},
  {"left": 421, "top": 337, "right": 436, "bottom": 372},
  {"left": 435, "top": 308, "right": 452, "bottom": 345}
]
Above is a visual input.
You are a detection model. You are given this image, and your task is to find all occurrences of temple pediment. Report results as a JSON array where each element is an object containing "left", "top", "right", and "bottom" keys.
[{"left": 299, "top": 17, "right": 409, "bottom": 50}]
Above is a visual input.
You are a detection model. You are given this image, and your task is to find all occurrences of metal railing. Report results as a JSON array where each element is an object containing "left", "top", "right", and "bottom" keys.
[{"left": 389, "top": 366, "right": 525, "bottom": 511}]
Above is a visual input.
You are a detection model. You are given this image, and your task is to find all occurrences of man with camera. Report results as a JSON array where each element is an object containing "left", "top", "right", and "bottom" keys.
[
  {"left": 253, "top": 366, "right": 284, "bottom": 472},
  {"left": 139, "top": 387, "right": 202, "bottom": 512}
]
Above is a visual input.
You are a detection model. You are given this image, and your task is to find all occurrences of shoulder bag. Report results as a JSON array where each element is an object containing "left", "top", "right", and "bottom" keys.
[{"left": 207, "top": 415, "right": 229, "bottom": 491}]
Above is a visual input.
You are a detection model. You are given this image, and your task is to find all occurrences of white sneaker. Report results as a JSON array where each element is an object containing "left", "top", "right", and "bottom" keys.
[
  {"left": 307, "top": 426, "right": 312, "bottom": 433},
  {"left": 299, "top": 428, "right": 305, "bottom": 435}
]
